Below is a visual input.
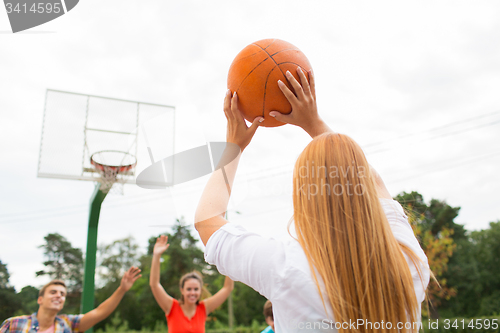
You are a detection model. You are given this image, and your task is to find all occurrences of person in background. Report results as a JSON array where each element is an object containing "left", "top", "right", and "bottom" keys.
[
  {"left": 149, "top": 235, "right": 234, "bottom": 333},
  {"left": 0, "top": 267, "right": 141, "bottom": 333},
  {"left": 261, "top": 300, "right": 274, "bottom": 333}
]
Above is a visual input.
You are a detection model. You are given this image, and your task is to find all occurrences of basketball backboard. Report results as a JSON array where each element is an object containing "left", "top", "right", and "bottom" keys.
[{"left": 37, "top": 89, "right": 175, "bottom": 191}]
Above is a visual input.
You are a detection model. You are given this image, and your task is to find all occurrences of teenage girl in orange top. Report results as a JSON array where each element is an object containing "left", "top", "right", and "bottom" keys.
[{"left": 149, "top": 235, "right": 234, "bottom": 333}]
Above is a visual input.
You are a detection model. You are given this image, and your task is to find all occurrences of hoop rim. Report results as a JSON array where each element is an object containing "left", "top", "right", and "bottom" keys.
[{"left": 90, "top": 150, "right": 137, "bottom": 173}]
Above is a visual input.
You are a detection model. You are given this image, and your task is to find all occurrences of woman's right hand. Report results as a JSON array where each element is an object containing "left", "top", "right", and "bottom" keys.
[
  {"left": 269, "top": 67, "right": 332, "bottom": 138},
  {"left": 153, "top": 235, "right": 170, "bottom": 255}
]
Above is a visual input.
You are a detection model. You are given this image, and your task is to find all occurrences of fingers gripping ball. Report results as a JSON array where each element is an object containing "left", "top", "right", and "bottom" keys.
[{"left": 227, "top": 39, "right": 313, "bottom": 127}]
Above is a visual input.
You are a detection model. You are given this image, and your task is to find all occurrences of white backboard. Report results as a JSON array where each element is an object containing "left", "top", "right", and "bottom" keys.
[{"left": 37, "top": 89, "right": 175, "bottom": 185}]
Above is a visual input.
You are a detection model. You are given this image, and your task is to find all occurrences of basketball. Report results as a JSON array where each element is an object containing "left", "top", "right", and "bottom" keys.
[{"left": 227, "top": 39, "right": 313, "bottom": 127}]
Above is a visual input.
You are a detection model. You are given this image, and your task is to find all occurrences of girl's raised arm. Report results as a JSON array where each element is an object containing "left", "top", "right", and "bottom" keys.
[
  {"left": 149, "top": 235, "right": 174, "bottom": 314},
  {"left": 203, "top": 276, "right": 234, "bottom": 315}
]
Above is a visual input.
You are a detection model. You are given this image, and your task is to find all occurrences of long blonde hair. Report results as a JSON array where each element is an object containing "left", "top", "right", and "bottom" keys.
[{"left": 293, "top": 133, "right": 422, "bottom": 333}]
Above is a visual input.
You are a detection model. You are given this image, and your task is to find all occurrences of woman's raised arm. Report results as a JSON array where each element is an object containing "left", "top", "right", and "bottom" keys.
[
  {"left": 195, "top": 90, "right": 263, "bottom": 245},
  {"left": 149, "top": 235, "right": 174, "bottom": 314},
  {"left": 203, "top": 276, "right": 234, "bottom": 315}
]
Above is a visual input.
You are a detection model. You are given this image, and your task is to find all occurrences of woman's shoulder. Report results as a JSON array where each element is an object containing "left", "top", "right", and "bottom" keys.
[
  {"left": 169, "top": 299, "right": 181, "bottom": 312},
  {"left": 379, "top": 198, "right": 407, "bottom": 221}
]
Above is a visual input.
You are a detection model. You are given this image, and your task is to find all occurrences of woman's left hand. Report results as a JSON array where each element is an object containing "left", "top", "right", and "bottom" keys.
[{"left": 224, "top": 90, "right": 263, "bottom": 151}]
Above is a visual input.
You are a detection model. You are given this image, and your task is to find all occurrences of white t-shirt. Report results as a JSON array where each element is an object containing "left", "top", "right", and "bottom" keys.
[{"left": 205, "top": 199, "right": 430, "bottom": 332}]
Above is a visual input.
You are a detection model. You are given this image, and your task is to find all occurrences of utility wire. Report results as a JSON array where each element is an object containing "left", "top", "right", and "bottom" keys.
[
  {"left": 3, "top": 148, "right": 499, "bottom": 226},
  {"left": 363, "top": 110, "right": 500, "bottom": 148},
  {"left": 387, "top": 151, "right": 500, "bottom": 184},
  {"left": 3, "top": 111, "right": 499, "bottom": 224},
  {"left": 366, "top": 118, "right": 500, "bottom": 155}
]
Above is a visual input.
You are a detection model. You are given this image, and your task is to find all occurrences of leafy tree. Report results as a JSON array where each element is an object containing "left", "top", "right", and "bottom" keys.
[
  {"left": 472, "top": 221, "right": 500, "bottom": 316},
  {"left": 203, "top": 274, "right": 270, "bottom": 328},
  {"left": 438, "top": 234, "right": 480, "bottom": 318},
  {"left": 0, "top": 260, "right": 10, "bottom": 289},
  {"left": 97, "top": 237, "right": 140, "bottom": 286},
  {"left": 438, "top": 221, "right": 500, "bottom": 317},
  {"left": 395, "top": 192, "right": 458, "bottom": 318},
  {"left": 93, "top": 237, "right": 142, "bottom": 331},
  {"left": 231, "top": 282, "right": 267, "bottom": 327},
  {"left": 395, "top": 191, "right": 464, "bottom": 240},
  {"left": 413, "top": 225, "right": 456, "bottom": 316},
  {"left": 14, "top": 286, "right": 39, "bottom": 315},
  {"left": 0, "top": 260, "right": 22, "bottom": 321},
  {"left": 36, "top": 233, "right": 84, "bottom": 313},
  {"left": 36, "top": 233, "right": 84, "bottom": 292}
]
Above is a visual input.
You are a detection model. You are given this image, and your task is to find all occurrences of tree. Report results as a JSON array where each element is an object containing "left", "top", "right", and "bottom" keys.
[
  {"left": 472, "top": 221, "right": 500, "bottom": 316},
  {"left": 97, "top": 237, "right": 140, "bottom": 286},
  {"left": 36, "top": 233, "right": 84, "bottom": 314},
  {"left": 0, "top": 260, "right": 11, "bottom": 289},
  {"left": 413, "top": 224, "right": 456, "bottom": 316},
  {"left": 14, "top": 286, "right": 39, "bottom": 316},
  {"left": 441, "top": 233, "right": 482, "bottom": 317},
  {"left": 37, "top": 233, "right": 84, "bottom": 292},
  {"left": 394, "top": 191, "right": 458, "bottom": 318},
  {"left": 230, "top": 282, "right": 267, "bottom": 327},
  {"left": 0, "top": 260, "right": 21, "bottom": 321},
  {"left": 93, "top": 237, "right": 142, "bottom": 331},
  {"left": 395, "top": 191, "right": 464, "bottom": 240}
]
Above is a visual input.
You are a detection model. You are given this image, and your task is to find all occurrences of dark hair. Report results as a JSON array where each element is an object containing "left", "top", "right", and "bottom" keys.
[
  {"left": 39, "top": 280, "right": 66, "bottom": 297},
  {"left": 179, "top": 271, "right": 203, "bottom": 304},
  {"left": 263, "top": 300, "right": 273, "bottom": 320}
]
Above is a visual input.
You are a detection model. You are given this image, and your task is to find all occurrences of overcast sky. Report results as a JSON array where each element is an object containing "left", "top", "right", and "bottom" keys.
[{"left": 1, "top": 0, "right": 499, "bottom": 292}]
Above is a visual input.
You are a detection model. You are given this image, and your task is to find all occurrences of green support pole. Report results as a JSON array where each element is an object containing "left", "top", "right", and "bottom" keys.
[{"left": 81, "top": 183, "right": 108, "bottom": 325}]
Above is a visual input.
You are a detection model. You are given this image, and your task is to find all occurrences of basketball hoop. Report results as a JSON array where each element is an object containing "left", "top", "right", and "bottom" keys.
[{"left": 90, "top": 150, "right": 137, "bottom": 194}]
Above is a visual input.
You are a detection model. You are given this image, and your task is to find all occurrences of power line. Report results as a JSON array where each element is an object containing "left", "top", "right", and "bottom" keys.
[
  {"left": 363, "top": 110, "right": 500, "bottom": 148},
  {"left": 0, "top": 189, "right": 166, "bottom": 219},
  {"left": 4, "top": 148, "right": 499, "bottom": 225},
  {"left": 226, "top": 110, "right": 500, "bottom": 177},
  {"left": 3, "top": 110, "right": 499, "bottom": 224},
  {"left": 0, "top": 191, "right": 170, "bottom": 224},
  {"left": 387, "top": 150, "right": 500, "bottom": 184},
  {"left": 366, "top": 118, "right": 500, "bottom": 155}
]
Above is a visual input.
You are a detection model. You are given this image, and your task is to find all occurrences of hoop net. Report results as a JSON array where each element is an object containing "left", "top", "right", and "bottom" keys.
[{"left": 90, "top": 151, "right": 137, "bottom": 194}]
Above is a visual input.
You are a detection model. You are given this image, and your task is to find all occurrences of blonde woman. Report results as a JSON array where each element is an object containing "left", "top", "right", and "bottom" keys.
[
  {"left": 149, "top": 235, "right": 234, "bottom": 333},
  {"left": 195, "top": 68, "right": 430, "bottom": 333}
]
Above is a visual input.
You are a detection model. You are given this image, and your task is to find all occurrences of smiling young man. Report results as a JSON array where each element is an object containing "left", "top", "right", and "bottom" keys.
[{"left": 0, "top": 267, "right": 141, "bottom": 333}]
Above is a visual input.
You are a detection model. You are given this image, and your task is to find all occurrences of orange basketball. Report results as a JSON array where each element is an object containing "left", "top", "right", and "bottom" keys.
[{"left": 227, "top": 39, "right": 313, "bottom": 127}]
